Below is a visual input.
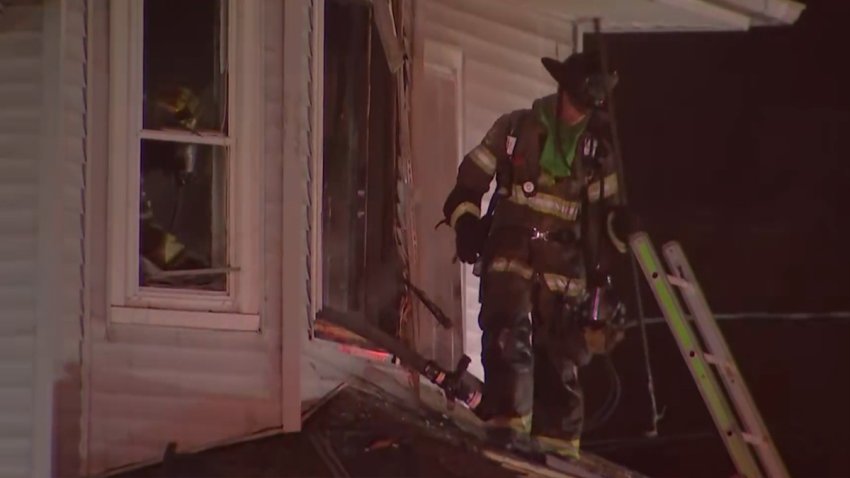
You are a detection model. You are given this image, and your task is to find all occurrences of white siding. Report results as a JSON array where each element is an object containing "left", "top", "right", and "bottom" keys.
[
  {"left": 0, "top": 0, "right": 87, "bottom": 476},
  {"left": 412, "top": 0, "right": 565, "bottom": 379},
  {"left": 280, "top": 0, "right": 312, "bottom": 430},
  {"left": 83, "top": 1, "right": 285, "bottom": 473},
  {"left": 55, "top": 1, "right": 87, "bottom": 475},
  {"left": 0, "top": 3, "right": 43, "bottom": 477}
]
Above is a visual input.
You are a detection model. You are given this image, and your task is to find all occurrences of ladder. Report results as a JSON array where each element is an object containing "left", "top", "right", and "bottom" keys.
[{"left": 629, "top": 232, "right": 790, "bottom": 478}]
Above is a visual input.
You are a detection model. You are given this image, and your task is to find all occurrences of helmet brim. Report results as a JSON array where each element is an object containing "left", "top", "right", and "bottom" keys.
[{"left": 541, "top": 57, "right": 567, "bottom": 85}]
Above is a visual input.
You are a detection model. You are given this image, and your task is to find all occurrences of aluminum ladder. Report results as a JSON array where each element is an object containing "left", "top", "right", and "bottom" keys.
[{"left": 629, "top": 232, "right": 790, "bottom": 478}]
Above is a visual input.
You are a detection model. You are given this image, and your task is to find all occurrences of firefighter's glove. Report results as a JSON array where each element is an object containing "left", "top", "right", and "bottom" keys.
[
  {"left": 454, "top": 214, "right": 485, "bottom": 265},
  {"left": 607, "top": 206, "right": 641, "bottom": 254}
]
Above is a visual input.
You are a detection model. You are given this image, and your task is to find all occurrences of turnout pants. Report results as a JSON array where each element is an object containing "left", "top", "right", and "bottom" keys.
[{"left": 477, "top": 229, "right": 590, "bottom": 441}]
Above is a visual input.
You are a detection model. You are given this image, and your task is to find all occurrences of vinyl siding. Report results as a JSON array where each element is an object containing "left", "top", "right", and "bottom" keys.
[
  {"left": 0, "top": 3, "right": 44, "bottom": 477},
  {"left": 84, "top": 1, "right": 285, "bottom": 473}
]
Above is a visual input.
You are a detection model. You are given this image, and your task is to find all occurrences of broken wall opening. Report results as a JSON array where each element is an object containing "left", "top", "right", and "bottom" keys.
[{"left": 319, "top": 0, "right": 403, "bottom": 344}]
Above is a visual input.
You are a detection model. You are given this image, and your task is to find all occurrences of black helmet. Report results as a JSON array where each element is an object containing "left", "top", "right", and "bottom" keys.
[{"left": 541, "top": 52, "right": 618, "bottom": 109}]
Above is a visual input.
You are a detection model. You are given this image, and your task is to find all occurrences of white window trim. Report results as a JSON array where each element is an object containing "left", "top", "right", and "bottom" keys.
[
  {"left": 107, "top": 0, "right": 263, "bottom": 330},
  {"left": 309, "top": 0, "right": 325, "bottom": 333}
]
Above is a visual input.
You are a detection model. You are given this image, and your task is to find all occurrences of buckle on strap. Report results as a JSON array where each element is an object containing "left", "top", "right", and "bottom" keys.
[
  {"left": 529, "top": 227, "right": 574, "bottom": 244},
  {"left": 530, "top": 227, "right": 548, "bottom": 241}
]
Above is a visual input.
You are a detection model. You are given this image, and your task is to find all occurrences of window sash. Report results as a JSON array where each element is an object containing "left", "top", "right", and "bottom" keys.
[
  {"left": 139, "top": 129, "right": 231, "bottom": 146},
  {"left": 108, "top": 0, "right": 262, "bottom": 318}
]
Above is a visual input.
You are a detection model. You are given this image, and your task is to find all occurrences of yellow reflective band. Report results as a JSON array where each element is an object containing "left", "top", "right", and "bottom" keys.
[
  {"left": 469, "top": 144, "right": 498, "bottom": 176},
  {"left": 450, "top": 202, "right": 481, "bottom": 228},
  {"left": 588, "top": 173, "right": 618, "bottom": 202},
  {"left": 536, "top": 436, "right": 581, "bottom": 460},
  {"left": 489, "top": 257, "right": 534, "bottom": 280},
  {"left": 607, "top": 210, "right": 627, "bottom": 254},
  {"left": 487, "top": 414, "right": 532, "bottom": 434},
  {"left": 508, "top": 186, "right": 581, "bottom": 221},
  {"left": 542, "top": 273, "right": 585, "bottom": 297},
  {"left": 161, "top": 233, "right": 185, "bottom": 264}
]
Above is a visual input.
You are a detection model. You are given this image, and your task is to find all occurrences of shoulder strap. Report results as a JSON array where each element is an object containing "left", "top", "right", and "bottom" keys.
[
  {"left": 507, "top": 110, "right": 545, "bottom": 197},
  {"left": 494, "top": 110, "right": 526, "bottom": 195}
]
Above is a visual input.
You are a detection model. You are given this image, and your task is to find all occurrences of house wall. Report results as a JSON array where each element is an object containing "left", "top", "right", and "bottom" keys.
[
  {"left": 0, "top": 3, "right": 43, "bottom": 474},
  {"left": 52, "top": 1, "right": 87, "bottom": 475},
  {"left": 0, "top": 0, "right": 86, "bottom": 476},
  {"left": 411, "top": 0, "right": 570, "bottom": 378},
  {"left": 82, "top": 1, "right": 286, "bottom": 474},
  {"left": 280, "top": 0, "right": 313, "bottom": 431}
]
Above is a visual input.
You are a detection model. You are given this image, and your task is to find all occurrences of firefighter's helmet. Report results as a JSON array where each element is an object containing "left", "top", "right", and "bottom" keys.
[{"left": 541, "top": 52, "right": 618, "bottom": 109}]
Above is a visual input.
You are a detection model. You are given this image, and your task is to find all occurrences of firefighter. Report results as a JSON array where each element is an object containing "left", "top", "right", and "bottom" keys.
[{"left": 442, "top": 52, "right": 632, "bottom": 458}]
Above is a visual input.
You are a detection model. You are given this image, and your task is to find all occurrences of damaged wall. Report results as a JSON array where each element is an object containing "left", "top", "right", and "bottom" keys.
[{"left": 410, "top": 0, "right": 568, "bottom": 377}]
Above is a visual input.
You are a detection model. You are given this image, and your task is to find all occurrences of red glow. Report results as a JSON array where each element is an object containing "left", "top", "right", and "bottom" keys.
[{"left": 337, "top": 344, "right": 394, "bottom": 363}]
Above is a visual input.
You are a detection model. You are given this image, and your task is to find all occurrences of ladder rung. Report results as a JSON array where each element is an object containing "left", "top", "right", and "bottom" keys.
[
  {"left": 666, "top": 274, "right": 693, "bottom": 290},
  {"left": 703, "top": 353, "right": 738, "bottom": 376},
  {"left": 703, "top": 352, "right": 722, "bottom": 366},
  {"left": 742, "top": 432, "right": 766, "bottom": 446}
]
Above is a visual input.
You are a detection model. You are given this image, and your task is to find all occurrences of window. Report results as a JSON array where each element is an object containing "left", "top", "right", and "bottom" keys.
[
  {"left": 108, "top": 0, "right": 262, "bottom": 330},
  {"left": 316, "top": 0, "right": 403, "bottom": 341}
]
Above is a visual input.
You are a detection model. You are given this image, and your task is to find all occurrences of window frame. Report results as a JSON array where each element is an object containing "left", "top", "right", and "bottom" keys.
[
  {"left": 107, "top": 0, "right": 263, "bottom": 330},
  {"left": 309, "top": 0, "right": 325, "bottom": 331}
]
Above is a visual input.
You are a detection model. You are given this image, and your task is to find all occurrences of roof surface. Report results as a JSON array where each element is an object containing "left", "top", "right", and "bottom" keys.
[{"left": 114, "top": 373, "right": 645, "bottom": 478}]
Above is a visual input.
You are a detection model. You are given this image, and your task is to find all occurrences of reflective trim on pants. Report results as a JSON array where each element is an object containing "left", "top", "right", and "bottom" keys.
[
  {"left": 536, "top": 436, "right": 581, "bottom": 459},
  {"left": 542, "top": 273, "right": 586, "bottom": 297},
  {"left": 486, "top": 414, "right": 532, "bottom": 434},
  {"left": 489, "top": 257, "right": 534, "bottom": 280},
  {"left": 489, "top": 258, "right": 584, "bottom": 297}
]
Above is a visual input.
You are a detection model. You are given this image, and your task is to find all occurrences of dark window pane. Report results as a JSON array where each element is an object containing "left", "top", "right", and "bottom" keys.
[
  {"left": 321, "top": 0, "right": 402, "bottom": 339},
  {"left": 139, "top": 139, "right": 228, "bottom": 291},
  {"left": 321, "top": 1, "right": 370, "bottom": 313},
  {"left": 143, "top": 0, "right": 227, "bottom": 133}
]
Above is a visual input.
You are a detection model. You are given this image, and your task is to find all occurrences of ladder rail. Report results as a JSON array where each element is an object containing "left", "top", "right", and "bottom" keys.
[
  {"left": 662, "top": 242, "right": 790, "bottom": 478},
  {"left": 629, "top": 233, "right": 763, "bottom": 478}
]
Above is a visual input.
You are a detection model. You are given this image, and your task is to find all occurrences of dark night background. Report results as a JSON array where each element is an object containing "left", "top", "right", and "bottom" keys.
[{"left": 582, "top": 1, "right": 850, "bottom": 477}]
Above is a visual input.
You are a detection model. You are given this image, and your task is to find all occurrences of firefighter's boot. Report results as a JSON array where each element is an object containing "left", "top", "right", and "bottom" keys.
[
  {"left": 535, "top": 435, "right": 581, "bottom": 460},
  {"left": 485, "top": 415, "right": 534, "bottom": 453}
]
